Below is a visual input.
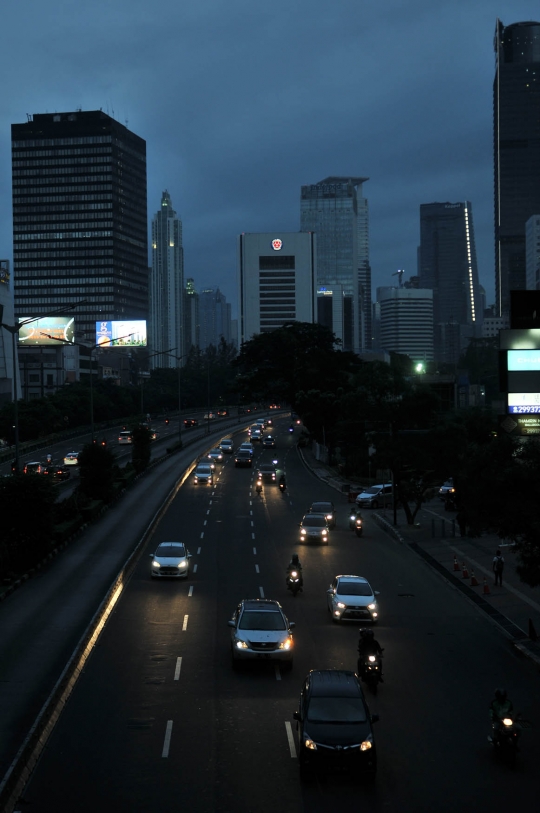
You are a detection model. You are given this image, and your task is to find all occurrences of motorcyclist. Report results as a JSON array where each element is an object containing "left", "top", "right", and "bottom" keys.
[
  {"left": 357, "top": 629, "right": 384, "bottom": 680},
  {"left": 489, "top": 688, "right": 513, "bottom": 741},
  {"left": 255, "top": 477, "right": 263, "bottom": 494},
  {"left": 279, "top": 473, "right": 287, "bottom": 490},
  {"left": 289, "top": 424, "right": 294, "bottom": 432},
  {"left": 286, "top": 553, "right": 303, "bottom": 588},
  {"left": 349, "top": 506, "right": 363, "bottom": 529}
]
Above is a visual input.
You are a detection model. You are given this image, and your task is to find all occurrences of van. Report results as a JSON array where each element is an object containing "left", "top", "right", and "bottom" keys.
[
  {"left": 118, "top": 431, "right": 133, "bottom": 445},
  {"left": 355, "top": 484, "right": 393, "bottom": 509}
]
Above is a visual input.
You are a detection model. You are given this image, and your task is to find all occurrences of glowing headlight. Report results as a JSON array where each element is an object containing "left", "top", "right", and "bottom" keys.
[
  {"left": 360, "top": 739, "right": 373, "bottom": 751},
  {"left": 278, "top": 637, "right": 293, "bottom": 650},
  {"left": 301, "top": 529, "right": 307, "bottom": 535},
  {"left": 503, "top": 718, "right": 513, "bottom": 727},
  {"left": 178, "top": 561, "right": 187, "bottom": 568},
  {"left": 152, "top": 560, "right": 161, "bottom": 568},
  {"left": 291, "top": 571, "right": 298, "bottom": 578},
  {"left": 368, "top": 655, "right": 376, "bottom": 662},
  {"left": 326, "top": 514, "right": 332, "bottom": 520},
  {"left": 372, "top": 612, "right": 378, "bottom": 618},
  {"left": 235, "top": 640, "right": 248, "bottom": 649},
  {"left": 367, "top": 603, "right": 377, "bottom": 610},
  {"left": 194, "top": 477, "right": 198, "bottom": 482},
  {"left": 337, "top": 602, "right": 346, "bottom": 609},
  {"left": 322, "top": 530, "right": 328, "bottom": 536},
  {"left": 304, "top": 737, "right": 317, "bottom": 751}
]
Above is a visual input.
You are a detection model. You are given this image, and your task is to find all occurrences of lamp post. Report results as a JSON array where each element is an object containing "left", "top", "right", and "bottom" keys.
[
  {"left": 1, "top": 302, "right": 85, "bottom": 474},
  {"left": 161, "top": 351, "right": 188, "bottom": 445}
]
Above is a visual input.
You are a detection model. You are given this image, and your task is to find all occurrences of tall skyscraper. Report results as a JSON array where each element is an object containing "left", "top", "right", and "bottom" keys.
[
  {"left": 418, "top": 202, "right": 482, "bottom": 364},
  {"left": 198, "top": 287, "right": 232, "bottom": 350},
  {"left": 376, "top": 287, "right": 434, "bottom": 363},
  {"left": 149, "top": 191, "right": 184, "bottom": 368},
  {"left": 494, "top": 19, "right": 540, "bottom": 316},
  {"left": 183, "top": 277, "right": 200, "bottom": 352},
  {"left": 300, "top": 177, "right": 370, "bottom": 352},
  {"left": 11, "top": 111, "right": 148, "bottom": 341}
]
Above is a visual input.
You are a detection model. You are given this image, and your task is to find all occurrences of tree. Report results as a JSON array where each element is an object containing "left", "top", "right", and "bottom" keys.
[
  {"left": 78, "top": 442, "right": 118, "bottom": 501},
  {"left": 0, "top": 475, "right": 56, "bottom": 578},
  {"left": 131, "top": 424, "right": 152, "bottom": 473}
]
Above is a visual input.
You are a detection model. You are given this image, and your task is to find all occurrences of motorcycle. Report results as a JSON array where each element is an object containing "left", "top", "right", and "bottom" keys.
[
  {"left": 358, "top": 653, "right": 383, "bottom": 693},
  {"left": 279, "top": 481, "right": 286, "bottom": 493},
  {"left": 289, "top": 426, "right": 294, "bottom": 433},
  {"left": 287, "top": 570, "right": 302, "bottom": 596},
  {"left": 255, "top": 478, "right": 263, "bottom": 495},
  {"left": 349, "top": 512, "right": 363, "bottom": 536},
  {"left": 489, "top": 715, "right": 523, "bottom": 766}
]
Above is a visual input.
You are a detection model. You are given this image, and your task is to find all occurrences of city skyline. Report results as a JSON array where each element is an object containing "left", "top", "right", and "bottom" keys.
[{"left": 1, "top": 2, "right": 538, "bottom": 318}]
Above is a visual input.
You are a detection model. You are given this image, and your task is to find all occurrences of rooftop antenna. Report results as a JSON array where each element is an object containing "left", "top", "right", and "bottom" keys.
[{"left": 392, "top": 269, "right": 405, "bottom": 288}]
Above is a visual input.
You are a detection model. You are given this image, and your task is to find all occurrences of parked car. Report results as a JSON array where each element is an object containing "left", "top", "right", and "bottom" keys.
[
  {"left": 150, "top": 541, "right": 192, "bottom": 578},
  {"left": 299, "top": 514, "right": 330, "bottom": 545},
  {"left": 63, "top": 451, "right": 81, "bottom": 466},
  {"left": 219, "top": 438, "right": 234, "bottom": 453},
  {"left": 355, "top": 484, "right": 393, "bottom": 509},
  {"left": 308, "top": 501, "right": 336, "bottom": 528},
  {"left": 228, "top": 598, "right": 295, "bottom": 669},
  {"left": 294, "top": 670, "right": 378, "bottom": 780},
  {"left": 194, "top": 463, "right": 214, "bottom": 484},
  {"left": 326, "top": 575, "right": 379, "bottom": 623}
]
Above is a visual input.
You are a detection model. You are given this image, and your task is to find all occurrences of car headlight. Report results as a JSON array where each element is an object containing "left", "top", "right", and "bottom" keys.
[
  {"left": 278, "top": 637, "right": 293, "bottom": 650},
  {"left": 304, "top": 737, "right": 317, "bottom": 751},
  {"left": 322, "top": 529, "right": 327, "bottom": 535},
  {"left": 367, "top": 603, "right": 377, "bottom": 610},
  {"left": 194, "top": 477, "right": 198, "bottom": 482},
  {"left": 360, "top": 737, "right": 373, "bottom": 751},
  {"left": 178, "top": 561, "right": 187, "bottom": 568},
  {"left": 301, "top": 529, "right": 306, "bottom": 535},
  {"left": 326, "top": 514, "right": 332, "bottom": 520},
  {"left": 235, "top": 640, "right": 248, "bottom": 649},
  {"left": 152, "top": 561, "right": 161, "bottom": 568},
  {"left": 337, "top": 602, "right": 346, "bottom": 609}
]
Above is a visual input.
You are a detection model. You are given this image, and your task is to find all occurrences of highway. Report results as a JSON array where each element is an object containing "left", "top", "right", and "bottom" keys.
[{"left": 8, "top": 419, "right": 540, "bottom": 812}]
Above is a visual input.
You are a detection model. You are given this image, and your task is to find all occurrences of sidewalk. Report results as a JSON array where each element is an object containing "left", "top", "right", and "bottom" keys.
[{"left": 299, "top": 445, "right": 540, "bottom": 668}]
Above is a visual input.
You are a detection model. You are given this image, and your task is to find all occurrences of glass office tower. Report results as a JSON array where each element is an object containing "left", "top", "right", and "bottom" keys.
[
  {"left": 494, "top": 19, "right": 540, "bottom": 316},
  {"left": 11, "top": 111, "right": 148, "bottom": 340}
]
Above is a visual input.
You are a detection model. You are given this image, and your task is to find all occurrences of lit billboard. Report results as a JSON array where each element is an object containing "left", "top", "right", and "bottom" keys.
[
  {"left": 507, "top": 393, "right": 540, "bottom": 414},
  {"left": 508, "top": 350, "right": 540, "bottom": 372},
  {"left": 95, "top": 320, "right": 147, "bottom": 347},
  {"left": 18, "top": 316, "right": 75, "bottom": 345}
]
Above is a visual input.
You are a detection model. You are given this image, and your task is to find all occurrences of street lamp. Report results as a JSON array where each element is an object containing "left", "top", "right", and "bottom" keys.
[
  {"left": 0, "top": 302, "right": 85, "bottom": 473},
  {"left": 161, "top": 351, "right": 189, "bottom": 445}
]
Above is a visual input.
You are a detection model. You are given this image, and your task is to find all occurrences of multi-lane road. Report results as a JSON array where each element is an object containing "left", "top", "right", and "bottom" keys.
[{"left": 8, "top": 420, "right": 540, "bottom": 812}]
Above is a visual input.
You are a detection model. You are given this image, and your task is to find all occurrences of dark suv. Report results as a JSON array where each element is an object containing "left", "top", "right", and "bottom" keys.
[{"left": 294, "top": 670, "right": 378, "bottom": 780}]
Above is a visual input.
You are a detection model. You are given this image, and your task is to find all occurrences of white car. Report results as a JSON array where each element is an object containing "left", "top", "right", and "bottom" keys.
[
  {"left": 220, "top": 438, "right": 234, "bottom": 453},
  {"left": 194, "top": 463, "right": 214, "bottom": 484},
  {"left": 63, "top": 451, "right": 81, "bottom": 466},
  {"left": 208, "top": 448, "right": 224, "bottom": 465},
  {"left": 150, "top": 541, "right": 192, "bottom": 578},
  {"left": 327, "top": 575, "right": 380, "bottom": 623}
]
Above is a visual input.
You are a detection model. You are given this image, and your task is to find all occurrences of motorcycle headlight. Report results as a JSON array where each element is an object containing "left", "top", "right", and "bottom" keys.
[
  {"left": 304, "top": 737, "right": 317, "bottom": 751},
  {"left": 360, "top": 738, "right": 373, "bottom": 751},
  {"left": 502, "top": 718, "right": 513, "bottom": 727},
  {"left": 291, "top": 571, "right": 298, "bottom": 578},
  {"left": 278, "top": 637, "right": 293, "bottom": 650},
  {"left": 368, "top": 655, "right": 376, "bottom": 662}
]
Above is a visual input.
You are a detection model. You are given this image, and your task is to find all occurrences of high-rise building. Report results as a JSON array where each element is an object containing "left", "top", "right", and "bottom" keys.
[
  {"left": 183, "top": 277, "right": 200, "bottom": 352},
  {"left": 11, "top": 111, "right": 148, "bottom": 341},
  {"left": 301, "top": 177, "right": 370, "bottom": 352},
  {"left": 375, "top": 287, "right": 434, "bottom": 363},
  {"left": 494, "top": 19, "right": 540, "bottom": 315},
  {"left": 238, "top": 232, "right": 316, "bottom": 345},
  {"left": 0, "top": 260, "right": 21, "bottom": 404},
  {"left": 149, "top": 191, "right": 184, "bottom": 368},
  {"left": 418, "top": 202, "right": 482, "bottom": 364},
  {"left": 198, "top": 287, "right": 232, "bottom": 350},
  {"left": 526, "top": 215, "right": 540, "bottom": 290}
]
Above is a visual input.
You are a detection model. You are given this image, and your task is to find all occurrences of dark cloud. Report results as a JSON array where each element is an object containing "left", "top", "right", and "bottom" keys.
[{"left": 1, "top": 0, "right": 538, "bottom": 314}]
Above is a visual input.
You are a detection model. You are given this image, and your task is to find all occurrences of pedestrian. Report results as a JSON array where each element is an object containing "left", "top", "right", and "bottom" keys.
[{"left": 492, "top": 549, "right": 505, "bottom": 587}]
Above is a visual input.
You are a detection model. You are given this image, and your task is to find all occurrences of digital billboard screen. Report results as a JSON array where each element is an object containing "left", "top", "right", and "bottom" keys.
[
  {"left": 507, "top": 393, "right": 540, "bottom": 414},
  {"left": 18, "top": 316, "right": 75, "bottom": 345},
  {"left": 95, "top": 320, "right": 147, "bottom": 347},
  {"left": 507, "top": 350, "right": 540, "bottom": 372}
]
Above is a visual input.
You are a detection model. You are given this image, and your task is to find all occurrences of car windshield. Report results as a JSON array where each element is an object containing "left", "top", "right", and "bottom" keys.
[
  {"left": 210, "top": 449, "right": 221, "bottom": 454},
  {"left": 364, "top": 486, "right": 386, "bottom": 495},
  {"left": 259, "top": 465, "right": 275, "bottom": 473},
  {"left": 307, "top": 697, "right": 367, "bottom": 724},
  {"left": 239, "top": 611, "right": 286, "bottom": 630},
  {"left": 337, "top": 581, "right": 372, "bottom": 596},
  {"left": 197, "top": 466, "right": 212, "bottom": 474},
  {"left": 311, "top": 503, "right": 332, "bottom": 513},
  {"left": 302, "top": 516, "right": 326, "bottom": 527},
  {"left": 156, "top": 544, "right": 185, "bottom": 557}
]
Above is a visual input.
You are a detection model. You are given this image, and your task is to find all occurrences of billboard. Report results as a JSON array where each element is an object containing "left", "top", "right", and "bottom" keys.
[
  {"left": 18, "top": 316, "right": 75, "bottom": 345},
  {"left": 507, "top": 393, "right": 540, "bottom": 414},
  {"left": 508, "top": 350, "right": 540, "bottom": 372},
  {"left": 499, "top": 329, "right": 540, "bottom": 350},
  {"left": 95, "top": 320, "right": 147, "bottom": 347}
]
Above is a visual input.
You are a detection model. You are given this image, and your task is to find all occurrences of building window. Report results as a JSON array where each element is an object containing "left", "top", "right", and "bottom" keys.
[{"left": 259, "top": 256, "right": 295, "bottom": 270}]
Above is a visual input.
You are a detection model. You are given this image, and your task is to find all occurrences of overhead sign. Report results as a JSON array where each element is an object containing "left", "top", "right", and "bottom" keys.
[
  {"left": 507, "top": 350, "right": 540, "bottom": 372},
  {"left": 18, "top": 316, "right": 75, "bottom": 345},
  {"left": 95, "top": 320, "right": 147, "bottom": 347}
]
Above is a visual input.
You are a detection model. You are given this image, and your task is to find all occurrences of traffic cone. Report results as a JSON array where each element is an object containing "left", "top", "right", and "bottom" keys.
[
  {"left": 453, "top": 556, "right": 460, "bottom": 571},
  {"left": 483, "top": 577, "right": 491, "bottom": 595},
  {"left": 462, "top": 562, "right": 469, "bottom": 579},
  {"left": 470, "top": 570, "right": 479, "bottom": 587}
]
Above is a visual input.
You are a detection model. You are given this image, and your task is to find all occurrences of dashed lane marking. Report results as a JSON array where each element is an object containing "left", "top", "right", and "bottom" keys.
[
  {"left": 193, "top": 564, "right": 198, "bottom": 573},
  {"left": 197, "top": 547, "right": 201, "bottom": 554},
  {"left": 255, "top": 565, "right": 259, "bottom": 573},
  {"left": 253, "top": 547, "right": 257, "bottom": 555},
  {"left": 275, "top": 664, "right": 281, "bottom": 681},
  {"left": 174, "top": 657, "right": 182, "bottom": 680},
  {"left": 182, "top": 615, "right": 188, "bottom": 631},
  {"left": 259, "top": 586, "right": 265, "bottom": 598},
  {"left": 188, "top": 586, "right": 193, "bottom": 597},
  {"left": 284, "top": 722, "right": 296, "bottom": 757},
  {"left": 162, "top": 720, "right": 173, "bottom": 757}
]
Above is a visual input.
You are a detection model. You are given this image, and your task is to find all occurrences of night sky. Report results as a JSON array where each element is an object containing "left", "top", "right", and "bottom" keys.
[{"left": 1, "top": 0, "right": 538, "bottom": 317}]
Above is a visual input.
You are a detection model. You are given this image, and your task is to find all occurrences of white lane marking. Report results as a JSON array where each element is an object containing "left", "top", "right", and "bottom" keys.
[
  {"left": 253, "top": 547, "right": 257, "bottom": 555},
  {"left": 182, "top": 615, "right": 189, "bottom": 631},
  {"left": 203, "top": 520, "right": 207, "bottom": 526},
  {"left": 255, "top": 564, "right": 259, "bottom": 573},
  {"left": 250, "top": 510, "right": 253, "bottom": 516},
  {"left": 275, "top": 664, "right": 281, "bottom": 681},
  {"left": 206, "top": 510, "right": 210, "bottom": 515},
  {"left": 210, "top": 500, "right": 213, "bottom": 504},
  {"left": 174, "top": 657, "right": 182, "bottom": 680},
  {"left": 285, "top": 722, "right": 296, "bottom": 757},
  {"left": 259, "top": 586, "right": 265, "bottom": 598},
  {"left": 252, "top": 533, "right": 255, "bottom": 540},
  {"left": 200, "top": 532, "right": 204, "bottom": 539},
  {"left": 197, "top": 547, "right": 201, "bottom": 554},
  {"left": 188, "top": 586, "right": 193, "bottom": 597},
  {"left": 251, "top": 521, "right": 254, "bottom": 527},
  {"left": 162, "top": 720, "right": 173, "bottom": 757},
  {"left": 193, "top": 564, "right": 198, "bottom": 573},
  {"left": 249, "top": 501, "right": 252, "bottom": 506}
]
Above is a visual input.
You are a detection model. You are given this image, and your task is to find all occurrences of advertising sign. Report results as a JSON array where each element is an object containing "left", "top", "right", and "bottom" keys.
[
  {"left": 95, "top": 320, "right": 147, "bottom": 347},
  {"left": 499, "top": 414, "right": 540, "bottom": 436},
  {"left": 507, "top": 393, "right": 540, "bottom": 414},
  {"left": 507, "top": 350, "right": 540, "bottom": 372},
  {"left": 500, "top": 329, "right": 540, "bottom": 350},
  {"left": 18, "top": 316, "right": 75, "bottom": 345}
]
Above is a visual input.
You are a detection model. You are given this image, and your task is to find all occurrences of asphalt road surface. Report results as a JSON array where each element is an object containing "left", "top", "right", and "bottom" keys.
[{"left": 15, "top": 425, "right": 540, "bottom": 812}]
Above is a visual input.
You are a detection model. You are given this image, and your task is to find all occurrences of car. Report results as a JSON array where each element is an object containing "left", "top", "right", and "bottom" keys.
[
  {"left": 217, "top": 408, "right": 229, "bottom": 417},
  {"left": 219, "top": 438, "right": 234, "bottom": 453},
  {"left": 250, "top": 430, "right": 263, "bottom": 442},
  {"left": 203, "top": 412, "right": 216, "bottom": 420},
  {"left": 228, "top": 598, "right": 295, "bottom": 669},
  {"left": 208, "top": 448, "right": 224, "bottom": 465},
  {"left": 194, "top": 463, "right": 214, "bottom": 484},
  {"left": 239, "top": 442, "right": 254, "bottom": 456},
  {"left": 258, "top": 463, "right": 277, "bottom": 483},
  {"left": 355, "top": 484, "right": 393, "bottom": 509},
  {"left": 255, "top": 419, "right": 266, "bottom": 430},
  {"left": 439, "top": 478, "right": 455, "bottom": 500},
  {"left": 293, "top": 670, "right": 378, "bottom": 780},
  {"left": 150, "top": 541, "right": 192, "bottom": 578},
  {"left": 23, "top": 461, "right": 45, "bottom": 474},
  {"left": 234, "top": 450, "right": 253, "bottom": 467},
  {"left": 63, "top": 451, "right": 81, "bottom": 466},
  {"left": 248, "top": 424, "right": 261, "bottom": 437},
  {"left": 118, "top": 431, "right": 133, "bottom": 445},
  {"left": 326, "top": 575, "right": 380, "bottom": 622},
  {"left": 308, "top": 501, "right": 336, "bottom": 528},
  {"left": 299, "top": 514, "right": 330, "bottom": 545},
  {"left": 43, "top": 464, "right": 71, "bottom": 481},
  {"left": 262, "top": 435, "right": 276, "bottom": 449},
  {"left": 183, "top": 418, "right": 199, "bottom": 428}
]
